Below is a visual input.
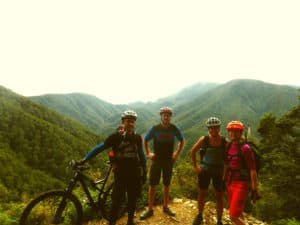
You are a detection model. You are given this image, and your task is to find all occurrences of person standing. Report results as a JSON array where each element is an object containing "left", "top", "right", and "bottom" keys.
[
  {"left": 140, "top": 106, "right": 185, "bottom": 220},
  {"left": 81, "top": 110, "right": 146, "bottom": 225},
  {"left": 224, "top": 121, "right": 261, "bottom": 225},
  {"left": 191, "top": 117, "right": 227, "bottom": 225}
]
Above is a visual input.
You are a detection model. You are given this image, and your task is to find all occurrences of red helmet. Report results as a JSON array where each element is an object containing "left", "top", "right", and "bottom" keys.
[
  {"left": 159, "top": 106, "right": 172, "bottom": 115},
  {"left": 226, "top": 121, "right": 244, "bottom": 131}
]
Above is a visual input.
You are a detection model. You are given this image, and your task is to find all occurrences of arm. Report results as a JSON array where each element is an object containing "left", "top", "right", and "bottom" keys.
[
  {"left": 243, "top": 144, "right": 258, "bottom": 191},
  {"left": 172, "top": 127, "right": 185, "bottom": 161},
  {"left": 172, "top": 139, "right": 185, "bottom": 161},
  {"left": 138, "top": 136, "right": 147, "bottom": 171},
  {"left": 222, "top": 139, "right": 229, "bottom": 181},
  {"left": 190, "top": 136, "right": 204, "bottom": 173},
  {"left": 144, "top": 127, "right": 155, "bottom": 159},
  {"left": 250, "top": 169, "right": 261, "bottom": 202},
  {"left": 243, "top": 144, "right": 261, "bottom": 202},
  {"left": 144, "top": 139, "right": 155, "bottom": 159},
  {"left": 83, "top": 143, "right": 105, "bottom": 161},
  {"left": 250, "top": 169, "right": 258, "bottom": 190}
]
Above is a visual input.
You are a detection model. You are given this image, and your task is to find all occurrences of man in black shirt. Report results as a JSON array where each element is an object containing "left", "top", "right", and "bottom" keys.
[{"left": 82, "top": 110, "right": 146, "bottom": 225}]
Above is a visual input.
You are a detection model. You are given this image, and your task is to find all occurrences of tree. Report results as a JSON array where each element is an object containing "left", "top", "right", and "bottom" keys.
[{"left": 256, "top": 98, "right": 300, "bottom": 221}]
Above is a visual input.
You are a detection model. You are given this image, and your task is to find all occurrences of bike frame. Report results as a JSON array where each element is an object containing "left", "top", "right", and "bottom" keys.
[
  {"left": 64, "top": 162, "right": 113, "bottom": 209},
  {"left": 20, "top": 161, "right": 116, "bottom": 225}
]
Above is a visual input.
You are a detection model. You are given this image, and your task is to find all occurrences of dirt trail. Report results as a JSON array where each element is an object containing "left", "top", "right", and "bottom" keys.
[{"left": 84, "top": 198, "right": 268, "bottom": 225}]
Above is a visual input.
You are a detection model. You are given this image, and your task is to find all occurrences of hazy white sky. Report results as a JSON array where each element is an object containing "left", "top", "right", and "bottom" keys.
[{"left": 1, "top": 1, "right": 299, "bottom": 104}]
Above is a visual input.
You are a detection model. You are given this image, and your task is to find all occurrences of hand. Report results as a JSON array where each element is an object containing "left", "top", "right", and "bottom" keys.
[
  {"left": 76, "top": 159, "right": 86, "bottom": 165},
  {"left": 172, "top": 153, "right": 178, "bottom": 161},
  {"left": 251, "top": 190, "right": 261, "bottom": 203},
  {"left": 194, "top": 166, "right": 202, "bottom": 173},
  {"left": 148, "top": 152, "right": 155, "bottom": 159}
]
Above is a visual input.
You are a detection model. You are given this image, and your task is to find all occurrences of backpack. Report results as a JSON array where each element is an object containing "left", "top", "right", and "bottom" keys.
[{"left": 226, "top": 141, "right": 261, "bottom": 182}]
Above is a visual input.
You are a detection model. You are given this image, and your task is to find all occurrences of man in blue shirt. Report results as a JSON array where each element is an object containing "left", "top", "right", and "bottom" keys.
[{"left": 140, "top": 107, "right": 185, "bottom": 220}]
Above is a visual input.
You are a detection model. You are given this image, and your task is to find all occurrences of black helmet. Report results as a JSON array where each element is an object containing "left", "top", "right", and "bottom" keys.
[
  {"left": 205, "top": 117, "right": 221, "bottom": 127},
  {"left": 121, "top": 110, "right": 137, "bottom": 120}
]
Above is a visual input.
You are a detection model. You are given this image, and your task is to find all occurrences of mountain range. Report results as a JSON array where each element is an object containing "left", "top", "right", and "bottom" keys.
[
  {"left": 0, "top": 79, "right": 299, "bottom": 202},
  {"left": 30, "top": 79, "right": 299, "bottom": 147}
]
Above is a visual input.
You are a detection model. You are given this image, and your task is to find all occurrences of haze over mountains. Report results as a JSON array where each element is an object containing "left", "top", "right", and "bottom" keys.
[{"left": 30, "top": 79, "right": 299, "bottom": 143}]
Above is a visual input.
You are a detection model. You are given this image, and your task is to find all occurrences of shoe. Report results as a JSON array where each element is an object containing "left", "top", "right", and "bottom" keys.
[
  {"left": 163, "top": 206, "right": 175, "bottom": 216},
  {"left": 216, "top": 221, "right": 223, "bottom": 225},
  {"left": 126, "top": 220, "right": 135, "bottom": 225},
  {"left": 109, "top": 221, "right": 116, "bottom": 225},
  {"left": 192, "top": 213, "right": 203, "bottom": 225},
  {"left": 139, "top": 209, "right": 153, "bottom": 220}
]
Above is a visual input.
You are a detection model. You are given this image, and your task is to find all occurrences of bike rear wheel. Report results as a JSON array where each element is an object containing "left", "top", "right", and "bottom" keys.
[
  {"left": 20, "top": 190, "right": 82, "bottom": 225},
  {"left": 99, "top": 183, "right": 127, "bottom": 220}
]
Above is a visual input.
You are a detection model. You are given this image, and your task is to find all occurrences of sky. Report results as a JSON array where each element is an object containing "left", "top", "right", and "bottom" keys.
[{"left": 1, "top": 1, "right": 299, "bottom": 104}]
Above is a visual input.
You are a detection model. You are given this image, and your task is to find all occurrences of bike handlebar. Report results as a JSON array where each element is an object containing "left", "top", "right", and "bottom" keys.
[{"left": 69, "top": 160, "right": 90, "bottom": 170}]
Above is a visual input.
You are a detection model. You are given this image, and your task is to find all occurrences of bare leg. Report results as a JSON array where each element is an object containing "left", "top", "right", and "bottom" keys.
[
  {"left": 163, "top": 185, "right": 170, "bottom": 207},
  {"left": 197, "top": 189, "right": 207, "bottom": 213},
  {"left": 148, "top": 185, "right": 155, "bottom": 210},
  {"left": 215, "top": 191, "right": 224, "bottom": 219}
]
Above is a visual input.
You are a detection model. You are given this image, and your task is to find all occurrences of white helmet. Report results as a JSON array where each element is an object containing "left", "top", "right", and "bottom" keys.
[
  {"left": 205, "top": 117, "right": 221, "bottom": 127},
  {"left": 159, "top": 106, "right": 173, "bottom": 115},
  {"left": 121, "top": 110, "right": 137, "bottom": 120}
]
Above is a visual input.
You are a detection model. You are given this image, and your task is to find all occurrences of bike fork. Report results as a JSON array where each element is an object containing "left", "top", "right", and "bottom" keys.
[
  {"left": 53, "top": 196, "right": 68, "bottom": 224},
  {"left": 53, "top": 178, "right": 77, "bottom": 224}
]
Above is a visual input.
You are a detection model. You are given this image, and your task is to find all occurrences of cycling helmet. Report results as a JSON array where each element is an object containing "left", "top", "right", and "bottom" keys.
[
  {"left": 226, "top": 121, "right": 244, "bottom": 131},
  {"left": 206, "top": 117, "right": 221, "bottom": 127},
  {"left": 121, "top": 110, "right": 137, "bottom": 120},
  {"left": 159, "top": 106, "right": 173, "bottom": 115}
]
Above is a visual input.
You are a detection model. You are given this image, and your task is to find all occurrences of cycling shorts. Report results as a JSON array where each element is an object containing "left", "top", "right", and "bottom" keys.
[
  {"left": 198, "top": 169, "right": 223, "bottom": 192},
  {"left": 227, "top": 181, "right": 249, "bottom": 217},
  {"left": 149, "top": 160, "right": 173, "bottom": 186}
]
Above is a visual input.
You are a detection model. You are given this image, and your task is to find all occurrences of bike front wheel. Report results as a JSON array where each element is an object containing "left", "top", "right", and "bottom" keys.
[{"left": 20, "top": 190, "right": 83, "bottom": 225}]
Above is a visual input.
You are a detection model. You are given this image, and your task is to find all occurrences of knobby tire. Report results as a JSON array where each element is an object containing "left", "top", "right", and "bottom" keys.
[{"left": 19, "top": 190, "right": 83, "bottom": 225}]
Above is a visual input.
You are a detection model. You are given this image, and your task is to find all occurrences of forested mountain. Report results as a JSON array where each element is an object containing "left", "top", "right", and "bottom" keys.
[
  {"left": 30, "top": 93, "right": 126, "bottom": 133},
  {"left": 30, "top": 79, "right": 299, "bottom": 154},
  {"left": 0, "top": 86, "right": 103, "bottom": 202},
  {"left": 172, "top": 79, "right": 299, "bottom": 147}
]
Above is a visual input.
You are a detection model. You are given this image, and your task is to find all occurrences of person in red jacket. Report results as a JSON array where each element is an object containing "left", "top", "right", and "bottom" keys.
[{"left": 224, "top": 121, "right": 261, "bottom": 225}]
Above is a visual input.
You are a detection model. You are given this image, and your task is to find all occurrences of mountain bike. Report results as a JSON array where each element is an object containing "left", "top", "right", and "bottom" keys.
[{"left": 19, "top": 160, "right": 127, "bottom": 225}]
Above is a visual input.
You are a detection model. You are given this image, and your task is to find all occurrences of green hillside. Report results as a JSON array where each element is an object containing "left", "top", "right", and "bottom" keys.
[
  {"left": 0, "top": 86, "right": 103, "bottom": 202},
  {"left": 172, "top": 79, "right": 299, "bottom": 150},
  {"left": 30, "top": 79, "right": 299, "bottom": 154},
  {"left": 30, "top": 93, "right": 126, "bottom": 133}
]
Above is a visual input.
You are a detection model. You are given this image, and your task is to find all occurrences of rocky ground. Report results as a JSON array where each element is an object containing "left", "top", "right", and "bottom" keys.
[{"left": 84, "top": 198, "right": 268, "bottom": 225}]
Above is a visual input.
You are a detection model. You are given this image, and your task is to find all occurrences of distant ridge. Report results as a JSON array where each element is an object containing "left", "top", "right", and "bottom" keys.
[{"left": 29, "top": 79, "right": 298, "bottom": 142}]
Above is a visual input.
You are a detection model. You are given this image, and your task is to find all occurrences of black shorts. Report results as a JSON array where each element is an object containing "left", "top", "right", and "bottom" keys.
[
  {"left": 198, "top": 169, "right": 223, "bottom": 192},
  {"left": 149, "top": 160, "right": 173, "bottom": 186}
]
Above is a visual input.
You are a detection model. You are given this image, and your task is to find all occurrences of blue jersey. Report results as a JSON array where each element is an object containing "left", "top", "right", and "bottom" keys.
[{"left": 144, "top": 123, "right": 184, "bottom": 162}]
